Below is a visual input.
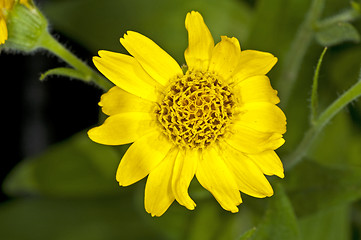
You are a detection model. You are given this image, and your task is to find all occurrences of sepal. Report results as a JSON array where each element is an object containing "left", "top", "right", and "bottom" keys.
[{"left": 3, "top": 1, "right": 48, "bottom": 52}]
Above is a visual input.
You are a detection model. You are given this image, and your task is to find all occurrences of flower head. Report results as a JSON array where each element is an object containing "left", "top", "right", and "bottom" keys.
[
  {"left": 0, "top": 0, "right": 13, "bottom": 44},
  {"left": 0, "top": 0, "right": 47, "bottom": 52},
  {"left": 88, "top": 11, "right": 287, "bottom": 216},
  {"left": 0, "top": 0, "right": 30, "bottom": 44}
]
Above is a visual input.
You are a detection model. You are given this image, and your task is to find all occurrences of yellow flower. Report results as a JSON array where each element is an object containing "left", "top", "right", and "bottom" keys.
[
  {"left": 88, "top": 11, "right": 287, "bottom": 217},
  {"left": 0, "top": 0, "right": 31, "bottom": 44}
]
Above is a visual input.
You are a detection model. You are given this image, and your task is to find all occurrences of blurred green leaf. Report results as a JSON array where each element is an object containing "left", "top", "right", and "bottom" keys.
[
  {"left": 352, "top": 0, "right": 361, "bottom": 13},
  {"left": 43, "top": 0, "right": 252, "bottom": 63},
  {"left": 310, "top": 111, "right": 361, "bottom": 167},
  {"left": 239, "top": 228, "right": 256, "bottom": 240},
  {"left": 247, "top": 184, "right": 301, "bottom": 240},
  {"left": 275, "top": 0, "right": 325, "bottom": 105},
  {"left": 299, "top": 204, "right": 350, "bottom": 240},
  {"left": 140, "top": 202, "right": 191, "bottom": 240},
  {"left": 286, "top": 160, "right": 361, "bottom": 217},
  {"left": 246, "top": 0, "right": 312, "bottom": 54},
  {"left": 0, "top": 198, "right": 161, "bottom": 240},
  {"left": 3, "top": 131, "right": 126, "bottom": 198},
  {"left": 317, "top": 1, "right": 361, "bottom": 27},
  {"left": 315, "top": 22, "right": 360, "bottom": 46},
  {"left": 186, "top": 199, "right": 246, "bottom": 240},
  {"left": 187, "top": 200, "right": 221, "bottom": 240},
  {"left": 328, "top": 46, "right": 361, "bottom": 92},
  {"left": 353, "top": 201, "right": 361, "bottom": 239}
]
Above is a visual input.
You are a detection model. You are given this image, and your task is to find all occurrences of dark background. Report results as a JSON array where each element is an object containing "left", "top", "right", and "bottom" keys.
[{"left": 0, "top": 32, "right": 103, "bottom": 202}]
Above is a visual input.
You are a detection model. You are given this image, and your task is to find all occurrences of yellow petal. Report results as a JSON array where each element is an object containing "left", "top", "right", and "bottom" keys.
[
  {"left": 0, "top": 18, "right": 8, "bottom": 45},
  {"left": 209, "top": 36, "right": 241, "bottom": 81},
  {"left": 93, "top": 50, "right": 161, "bottom": 102},
  {"left": 184, "top": 11, "right": 214, "bottom": 71},
  {"left": 219, "top": 143, "right": 274, "bottom": 198},
  {"left": 233, "top": 75, "right": 280, "bottom": 104},
  {"left": 225, "top": 123, "right": 285, "bottom": 153},
  {"left": 172, "top": 149, "right": 198, "bottom": 210},
  {"left": 87, "top": 112, "right": 156, "bottom": 145},
  {"left": 196, "top": 146, "right": 241, "bottom": 213},
  {"left": 247, "top": 150, "right": 284, "bottom": 178},
  {"left": 236, "top": 102, "right": 287, "bottom": 134},
  {"left": 19, "top": 0, "right": 31, "bottom": 8},
  {"left": 99, "top": 86, "right": 156, "bottom": 116},
  {"left": 1, "top": 0, "right": 14, "bottom": 9},
  {"left": 116, "top": 131, "right": 173, "bottom": 186},
  {"left": 98, "top": 50, "right": 161, "bottom": 87},
  {"left": 145, "top": 148, "right": 178, "bottom": 217},
  {"left": 232, "top": 50, "right": 277, "bottom": 83},
  {"left": 120, "top": 31, "right": 182, "bottom": 86}
]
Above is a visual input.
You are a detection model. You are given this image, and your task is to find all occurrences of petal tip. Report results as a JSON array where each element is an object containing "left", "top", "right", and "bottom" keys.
[
  {"left": 271, "top": 56, "right": 278, "bottom": 66},
  {"left": 184, "top": 201, "right": 196, "bottom": 210},
  {"left": 87, "top": 127, "right": 98, "bottom": 142},
  {"left": 116, "top": 173, "right": 128, "bottom": 187},
  {"left": 266, "top": 187, "right": 274, "bottom": 197},
  {"left": 230, "top": 206, "right": 240, "bottom": 213},
  {"left": 188, "top": 10, "right": 201, "bottom": 16},
  {"left": 119, "top": 32, "right": 130, "bottom": 43},
  {"left": 92, "top": 56, "right": 101, "bottom": 64},
  {"left": 185, "top": 11, "right": 203, "bottom": 25}
]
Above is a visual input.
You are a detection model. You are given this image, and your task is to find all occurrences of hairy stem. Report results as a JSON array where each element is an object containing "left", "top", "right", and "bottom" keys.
[
  {"left": 38, "top": 31, "right": 113, "bottom": 91},
  {"left": 285, "top": 76, "right": 361, "bottom": 170}
]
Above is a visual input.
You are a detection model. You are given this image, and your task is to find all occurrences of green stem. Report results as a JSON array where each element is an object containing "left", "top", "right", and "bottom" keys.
[
  {"left": 315, "top": 78, "right": 361, "bottom": 130},
  {"left": 38, "top": 31, "right": 113, "bottom": 91},
  {"left": 316, "top": 7, "right": 361, "bottom": 28},
  {"left": 310, "top": 47, "right": 327, "bottom": 123},
  {"left": 285, "top": 77, "right": 361, "bottom": 170},
  {"left": 278, "top": 0, "right": 325, "bottom": 107}
]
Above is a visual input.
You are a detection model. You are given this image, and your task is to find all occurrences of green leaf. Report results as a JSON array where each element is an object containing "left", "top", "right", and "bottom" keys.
[
  {"left": 43, "top": 0, "right": 252, "bottom": 62},
  {"left": 310, "top": 111, "right": 361, "bottom": 167},
  {"left": 186, "top": 199, "right": 246, "bottom": 240},
  {"left": 276, "top": 0, "right": 325, "bottom": 104},
  {"left": 248, "top": 183, "right": 301, "bottom": 240},
  {"left": 315, "top": 22, "right": 360, "bottom": 46},
  {"left": 316, "top": 2, "right": 361, "bottom": 27},
  {"left": 285, "top": 160, "right": 361, "bottom": 217},
  {"left": 299, "top": 204, "right": 351, "bottom": 240},
  {"left": 3, "top": 131, "right": 126, "bottom": 198},
  {"left": 246, "top": 0, "right": 314, "bottom": 52},
  {"left": 0, "top": 198, "right": 160, "bottom": 240},
  {"left": 351, "top": 0, "right": 361, "bottom": 13},
  {"left": 40, "top": 67, "right": 88, "bottom": 81},
  {"left": 187, "top": 200, "right": 221, "bottom": 240},
  {"left": 239, "top": 228, "right": 256, "bottom": 240}
]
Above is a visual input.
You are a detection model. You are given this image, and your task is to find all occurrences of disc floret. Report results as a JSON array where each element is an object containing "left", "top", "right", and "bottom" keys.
[{"left": 157, "top": 70, "right": 235, "bottom": 149}]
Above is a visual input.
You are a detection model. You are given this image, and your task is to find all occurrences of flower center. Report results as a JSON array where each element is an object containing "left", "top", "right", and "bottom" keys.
[{"left": 156, "top": 70, "right": 235, "bottom": 149}]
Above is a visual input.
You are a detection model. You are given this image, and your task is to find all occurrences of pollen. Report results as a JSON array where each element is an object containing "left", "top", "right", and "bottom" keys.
[{"left": 157, "top": 70, "right": 235, "bottom": 149}]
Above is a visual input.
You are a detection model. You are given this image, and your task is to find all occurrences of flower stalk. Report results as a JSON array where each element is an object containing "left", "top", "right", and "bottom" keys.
[
  {"left": 2, "top": 0, "right": 112, "bottom": 91},
  {"left": 285, "top": 70, "right": 361, "bottom": 170},
  {"left": 38, "top": 31, "right": 113, "bottom": 91}
]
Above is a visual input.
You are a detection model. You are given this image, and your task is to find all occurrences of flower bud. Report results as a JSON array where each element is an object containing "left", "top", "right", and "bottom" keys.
[{"left": 2, "top": 0, "right": 48, "bottom": 52}]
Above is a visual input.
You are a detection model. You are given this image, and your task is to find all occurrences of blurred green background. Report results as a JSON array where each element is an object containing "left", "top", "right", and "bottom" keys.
[{"left": 1, "top": 0, "right": 361, "bottom": 239}]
